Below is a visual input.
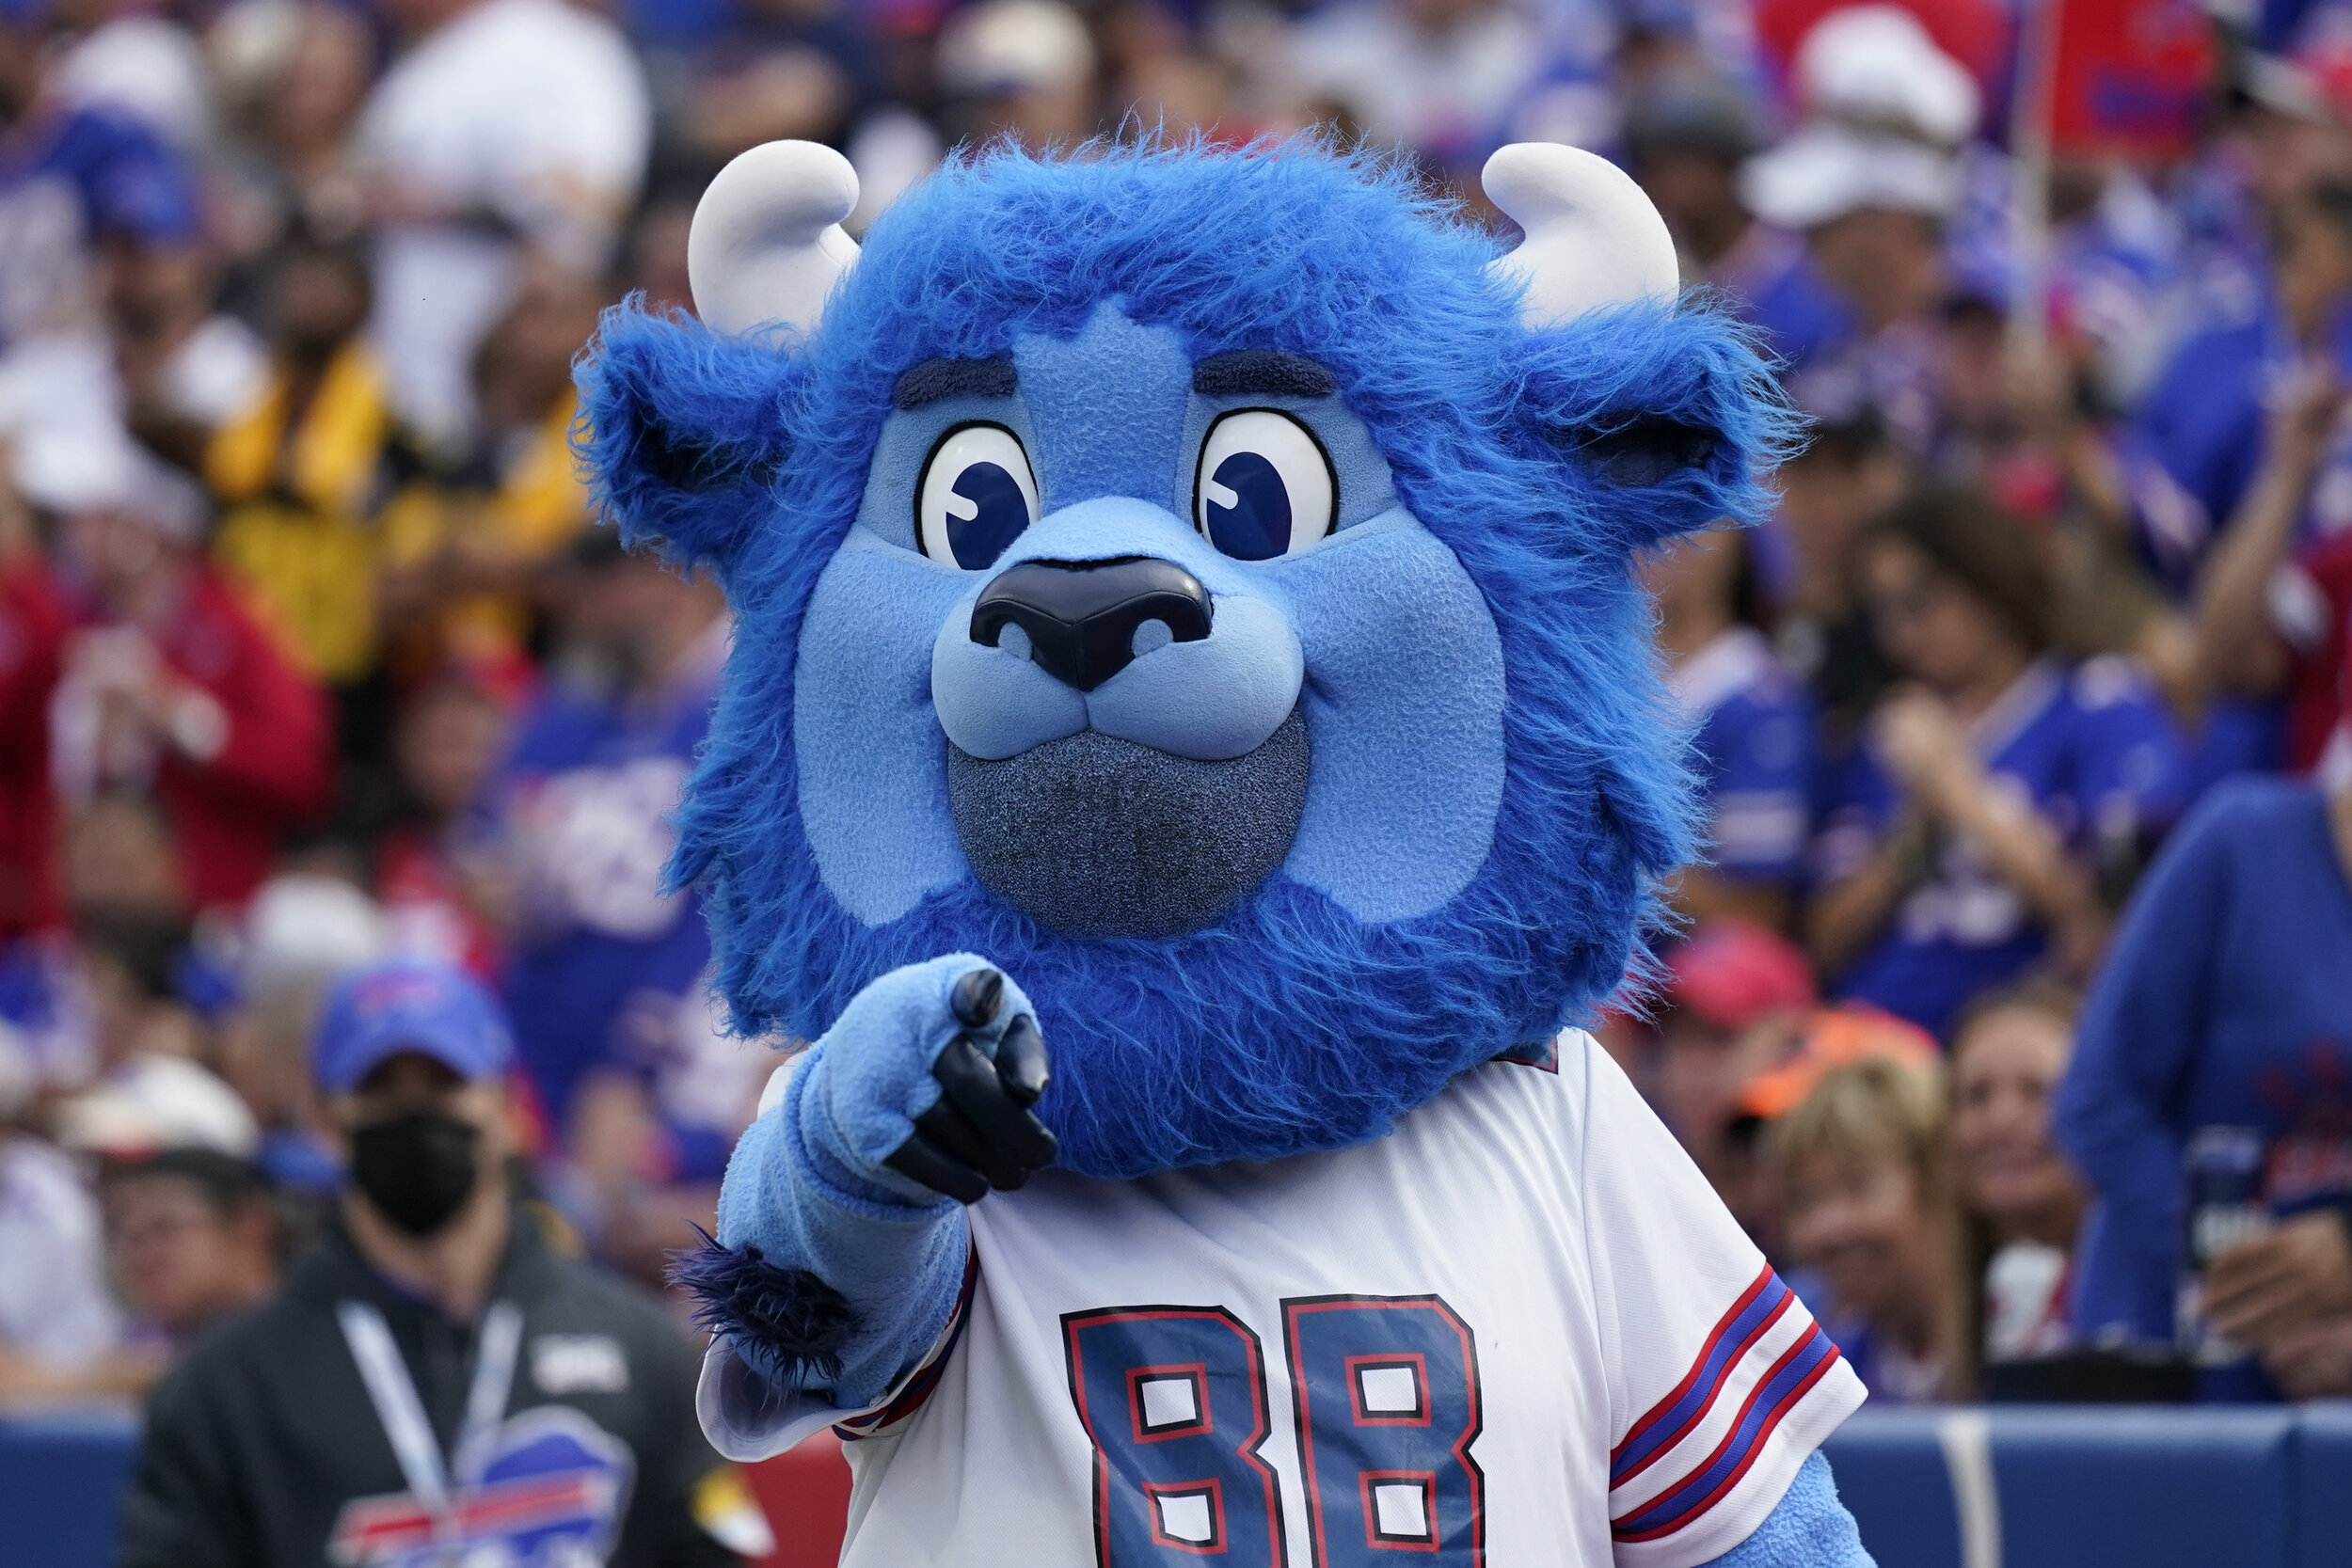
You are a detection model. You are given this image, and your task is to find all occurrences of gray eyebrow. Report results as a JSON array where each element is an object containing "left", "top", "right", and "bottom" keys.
[
  {"left": 894, "top": 357, "right": 1018, "bottom": 410},
  {"left": 1191, "top": 350, "right": 1337, "bottom": 399}
]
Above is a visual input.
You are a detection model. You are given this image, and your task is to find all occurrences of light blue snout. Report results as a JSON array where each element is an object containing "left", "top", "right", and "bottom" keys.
[{"left": 930, "top": 498, "right": 1306, "bottom": 762}]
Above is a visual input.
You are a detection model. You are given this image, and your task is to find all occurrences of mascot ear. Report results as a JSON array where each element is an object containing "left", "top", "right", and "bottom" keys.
[
  {"left": 1483, "top": 144, "right": 1792, "bottom": 550},
  {"left": 572, "top": 303, "right": 803, "bottom": 578},
  {"left": 1505, "top": 318, "right": 1796, "bottom": 552},
  {"left": 572, "top": 140, "right": 862, "bottom": 576}
]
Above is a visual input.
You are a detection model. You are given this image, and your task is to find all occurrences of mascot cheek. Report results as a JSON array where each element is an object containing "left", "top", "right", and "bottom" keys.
[
  {"left": 795, "top": 532, "right": 974, "bottom": 925},
  {"left": 1277, "top": 514, "right": 1507, "bottom": 922}
]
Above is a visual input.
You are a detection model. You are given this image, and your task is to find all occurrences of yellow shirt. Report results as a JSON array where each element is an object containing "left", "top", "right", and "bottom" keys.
[{"left": 205, "top": 343, "right": 391, "bottom": 684}]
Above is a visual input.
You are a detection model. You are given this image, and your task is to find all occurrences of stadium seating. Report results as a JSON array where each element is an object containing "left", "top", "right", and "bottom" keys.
[
  {"left": 1820, "top": 1405, "right": 2352, "bottom": 1568},
  {"left": 0, "top": 1408, "right": 851, "bottom": 1568},
  {"left": 6, "top": 1404, "right": 2351, "bottom": 1565},
  {"left": 0, "top": 1409, "right": 139, "bottom": 1568}
]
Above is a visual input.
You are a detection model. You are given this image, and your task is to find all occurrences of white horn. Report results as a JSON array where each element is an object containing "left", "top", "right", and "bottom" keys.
[
  {"left": 688, "top": 140, "right": 862, "bottom": 339},
  {"left": 1482, "top": 143, "right": 1678, "bottom": 329}
]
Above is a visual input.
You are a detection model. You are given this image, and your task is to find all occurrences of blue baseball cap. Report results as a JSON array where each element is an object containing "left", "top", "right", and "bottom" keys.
[{"left": 311, "top": 960, "right": 514, "bottom": 1096}]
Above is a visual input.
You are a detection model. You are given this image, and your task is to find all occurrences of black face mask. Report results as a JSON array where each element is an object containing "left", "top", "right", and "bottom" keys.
[{"left": 348, "top": 1113, "right": 482, "bottom": 1237}]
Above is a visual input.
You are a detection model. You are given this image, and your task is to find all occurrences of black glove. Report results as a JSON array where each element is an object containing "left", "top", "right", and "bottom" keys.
[{"left": 882, "top": 967, "right": 1057, "bottom": 1204}]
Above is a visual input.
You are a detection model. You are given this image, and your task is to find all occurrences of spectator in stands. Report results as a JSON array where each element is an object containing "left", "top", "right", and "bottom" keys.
[
  {"left": 933, "top": 0, "right": 1100, "bottom": 151},
  {"left": 1740, "top": 8, "right": 1978, "bottom": 463},
  {"left": 669, "top": 0, "right": 870, "bottom": 172},
  {"left": 2124, "top": 179, "right": 2352, "bottom": 603},
  {"left": 625, "top": 199, "right": 697, "bottom": 317},
  {"left": 61, "top": 900, "right": 207, "bottom": 1074},
  {"left": 2184, "top": 349, "right": 2352, "bottom": 779},
  {"left": 2058, "top": 772, "right": 2352, "bottom": 1399},
  {"left": 207, "top": 0, "right": 374, "bottom": 277},
  {"left": 474, "top": 533, "right": 731, "bottom": 1238},
  {"left": 378, "top": 264, "right": 603, "bottom": 689},
  {"left": 0, "top": 1120, "right": 124, "bottom": 1405},
  {"left": 100, "top": 1149, "right": 280, "bottom": 1350},
  {"left": 35, "top": 431, "right": 333, "bottom": 911},
  {"left": 1947, "top": 980, "right": 2087, "bottom": 1391},
  {"left": 105, "top": 228, "right": 268, "bottom": 475},
  {"left": 119, "top": 958, "right": 743, "bottom": 1566},
  {"left": 1099, "top": 0, "right": 1231, "bottom": 143},
  {"left": 2122, "top": 180, "right": 2352, "bottom": 781},
  {"left": 1282, "top": 0, "right": 1544, "bottom": 188},
  {"left": 1686, "top": 945, "right": 1940, "bottom": 1259},
  {"left": 0, "top": 472, "right": 69, "bottom": 940},
  {"left": 205, "top": 235, "right": 389, "bottom": 696},
  {"left": 352, "top": 0, "right": 650, "bottom": 453},
  {"left": 1652, "top": 917, "right": 1822, "bottom": 1247},
  {"left": 1624, "top": 65, "right": 1851, "bottom": 374},
  {"left": 1809, "top": 488, "right": 2190, "bottom": 1037},
  {"left": 214, "top": 874, "right": 389, "bottom": 1199},
  {"left": 1772, "top": 408, "right": 1907, "bottom": 756},
  {"left": 0, "top": 0, "right": 202, "bottom": 445},
  {"left": 1772, "top": 1054, "right": 1958, "bottom": 1402},
  {"left": 373, "top": 674, "right": 510, "bottom": 975},
  {"left": 1645, "top": 526, "right": 1814, "bottom": 929},
  {"left": 62, "top": 788, "right": 183, "bottom": 917},
  {"left": 0, "top": 839, "right": 250, "bottom": 1412},
  {"left": 562, "top": 975, "right": 769, "bottom": 1288}
]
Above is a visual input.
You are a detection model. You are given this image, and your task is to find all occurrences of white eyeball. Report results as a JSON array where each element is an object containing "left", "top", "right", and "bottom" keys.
[
  {"left": 1194, "top": 410, "right": 1336, "bottom": 561},
  {"left": 917, "top": 423, "right": 1040, "bottom": 570}
]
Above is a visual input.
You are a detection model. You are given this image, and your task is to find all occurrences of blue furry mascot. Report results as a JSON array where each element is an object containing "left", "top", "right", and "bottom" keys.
[{"left": 577, "top": 136, "right": 1873, "bottom": 1567}]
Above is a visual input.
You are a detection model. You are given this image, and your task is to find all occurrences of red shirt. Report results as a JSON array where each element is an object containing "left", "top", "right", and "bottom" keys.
[
  {"left": 0, "top": 561, "right": 69, "bottom": 936},
  {"left": 137, "top": 568, "right": 335, "bottom": 909},
  {"left": 2284, "top": 533, "right": 2352, "bottom": 773},
  {"left": 375, "top": 823, "right": 501, "bottom": 976}
]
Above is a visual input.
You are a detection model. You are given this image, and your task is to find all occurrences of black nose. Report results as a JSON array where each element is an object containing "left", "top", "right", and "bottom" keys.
[{"left": 970, "top": 556, "right": 1214, "bottom": 692}]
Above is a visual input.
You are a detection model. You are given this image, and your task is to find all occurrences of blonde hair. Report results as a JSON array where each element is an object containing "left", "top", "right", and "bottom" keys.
[
  {"left": 1768, "top": 1055, "right": 1946, "bottom": 1190},
  {"left": 1768, "top": 1053, "right": 1964, "bottom": 1400}
]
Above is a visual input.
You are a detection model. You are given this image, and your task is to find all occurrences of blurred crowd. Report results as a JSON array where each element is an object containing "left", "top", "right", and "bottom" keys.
[{"left": 0, "top": 0, "right": 2350, "bottom": 1475}]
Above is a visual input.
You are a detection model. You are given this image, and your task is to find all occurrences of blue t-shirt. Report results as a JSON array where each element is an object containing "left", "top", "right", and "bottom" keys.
[
  {"left": 2122, "top": 315, "right": 2268, "bottom": 596},
  {"left": 2122, "top": 300, "right": 2351, "bottom": 783},
  {"left": 1815, "top": 657, "right": 2191, "bottom": 1039},
  {"left": 485, "top": 643, "right": 722, "bottom": 1151},
  {"left": 1712, "top": 225, "right": 1852, "bottom": 379},
  {"left": 1672, "top": 626, "right": 1813, "bottom": 888},
  {"left": 2057, "top": 776, "right": 2352, "bottom": 1356}
]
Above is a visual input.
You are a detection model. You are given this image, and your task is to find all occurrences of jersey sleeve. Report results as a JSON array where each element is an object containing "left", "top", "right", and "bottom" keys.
[
  {"left": 693, "top": 1054, "right": 979, "bottom": 1460},
  {"left": 2063, "top": 659, "right": 2191, "bottom": 837},
  {"left": 1575, "top": 1037, "right": 1867, "bottom": 1568},
  {"left": 695, "top": 1246, "right": 977, "bottom": 1460}
]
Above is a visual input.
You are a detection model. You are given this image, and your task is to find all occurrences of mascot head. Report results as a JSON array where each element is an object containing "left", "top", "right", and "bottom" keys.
[{"left": 576, "top": 137, "right": 1792, "bottom": 1179}]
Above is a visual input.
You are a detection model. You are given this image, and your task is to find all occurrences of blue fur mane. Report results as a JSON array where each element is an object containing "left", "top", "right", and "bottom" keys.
[{"left": 577, "top": 138, "right": 1796, "bottom": 1179}]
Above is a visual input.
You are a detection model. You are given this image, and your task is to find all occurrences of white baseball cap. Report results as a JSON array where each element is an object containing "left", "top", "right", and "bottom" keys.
[
  {"left": 13, "top": 421, "right": 209, "bottom": 541},
  {"left": 1741, "top": 121, "right": 1961, "bottom": 229},
  {"left": 54, "top": 1053, "right": 262, "bottom": 1159},
  {"left": 1795, "top": 5, "right": 1979, "bottom": 147},
  {"left": 936, "top": 0, "right": 1095, "bottom": 98}
]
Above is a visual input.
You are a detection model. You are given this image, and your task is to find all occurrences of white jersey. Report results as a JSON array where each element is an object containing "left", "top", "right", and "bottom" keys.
[{"left": 701, "top": 1030, "right": 1865, "bottom": 1568}]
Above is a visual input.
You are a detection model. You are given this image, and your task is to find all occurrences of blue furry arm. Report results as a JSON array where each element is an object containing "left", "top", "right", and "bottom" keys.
[
  {"left": 680, "top": 955, "right": 1037, "bottom": 1454},
  {"left": 1696, "top": 1453, "right": 1875, "bottom": 1568}
]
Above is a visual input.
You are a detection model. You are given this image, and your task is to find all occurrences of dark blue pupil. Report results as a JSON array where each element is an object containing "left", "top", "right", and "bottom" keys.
[
  {"left": 1203, "top": 451, "right": 1291, "bottom": 561},
  {"left": 946, "top": 462, "right": 1029, "bottom": 569}
]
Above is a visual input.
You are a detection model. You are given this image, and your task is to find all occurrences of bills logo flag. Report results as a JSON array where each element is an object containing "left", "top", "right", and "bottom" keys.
[
  {"left": 2042, "top": 0, "right": 2215, "bottom": 160},
  {"left": 329, "top": 1405, "right": 634, "bottom": 1567}
]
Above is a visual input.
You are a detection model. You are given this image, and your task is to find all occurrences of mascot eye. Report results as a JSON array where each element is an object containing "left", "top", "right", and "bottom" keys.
[
  {"left": 917, "top": 423, "right": 1040, "bottom": 570},
  {"left": 1194, "top": 410, "right": 1336, "bottom": 561}
]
